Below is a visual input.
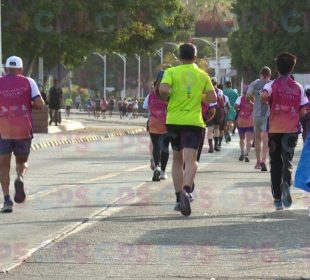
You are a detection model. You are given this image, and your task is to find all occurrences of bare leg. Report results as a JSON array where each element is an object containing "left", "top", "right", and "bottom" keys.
[
  {"left": 239, "top": 132, "right": 245, "bottom": 155},
  {"left": 15, "top": 155, "right": 28, "bottom": 177},
  {"left": 0, "top": 154, "right": 12, "bottom": 197},
  {"left": 246, "top": 131, "right": 254, "bottom": 155},
  {"left": 261, "top": 131, "right": 269, "bottom": 163},
  {"left": 172, "top": 150, "right": 184, "bottom": 193},
  {"left": 255, "top": 131, "right": 262, "bottom": 163},
  {"left": 183, "top": 148, "right": 198, "bottom": 189}
]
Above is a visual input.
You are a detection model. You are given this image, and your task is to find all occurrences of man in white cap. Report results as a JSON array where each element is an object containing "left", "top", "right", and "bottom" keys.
[{"left": 0, "top": 56, "right": 44, "bottom": 213}]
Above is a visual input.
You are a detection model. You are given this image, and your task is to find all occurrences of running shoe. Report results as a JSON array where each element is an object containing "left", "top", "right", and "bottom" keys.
[
  {"left": 0, "top": 200, "right": 13, "bottom": 213},
  {"left": 254, "top": 162, "right": 261, "bottom": 169},
  {"left": 180, "top": 190, "right": 191, "bottom": 216},
  {"left": 174, "top": 202, "right": 181, "bottom": 211},
  {"left": 244, "top": 155, "right": 250, "bottom": 162},
  {"left": 239, "top": 154, "right": 244, "bottom": 161},
  {"left": 14, "top": 176, "right": 26, "bottom": 203},
  {"left": 160, "top": 171, "right": 168, "bottom": 180},
  {"left": 274, "top": 199, "right": 283, "bottom": 211},
  {"left": 260, "top": 162, "right": 268, "bottom": 172},
  {"left": 281, "top": 182, "right": 292, "bottom": 208},
  {"left": 152, "top": 167, "right": 161, "bottom": 182}
]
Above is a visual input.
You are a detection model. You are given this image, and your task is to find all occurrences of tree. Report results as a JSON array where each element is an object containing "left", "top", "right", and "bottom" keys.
[
  {"left": 2, "top": 0, "right": 192, "bottom": 75},
  {"left": 228, "top": 0, "right": 310, "bottom": 81}
]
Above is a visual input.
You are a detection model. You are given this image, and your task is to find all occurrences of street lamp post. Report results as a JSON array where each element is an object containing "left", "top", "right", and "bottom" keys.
[
  {"left": 135, "top": 54, "right": 141, "bottom": 99},
  {"left": 93, "top": 52, "right": 107, "bottom": 99},
  {"left": 191, "top": 37, "right": 219, "bottom": 82},
  {"left": 114, "top": 52, "right": 126, "bottom": 99},
  {"left": 155, "top": 48, "right": 163, "bottom": 67}
]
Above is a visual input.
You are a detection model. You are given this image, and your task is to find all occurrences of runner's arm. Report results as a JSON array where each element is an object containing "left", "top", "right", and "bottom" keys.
[
  {"left": 203, "top": 89, "right": 217, "bottom": 104},
  {"left": 159, "top": 84, "right": 170, "bottom": 101},
  {"left": 32, "top": 95, "right": 44, "bottom": 110},
  {"left": 260, "top": 90, "right": 269, "bottom": 104}
]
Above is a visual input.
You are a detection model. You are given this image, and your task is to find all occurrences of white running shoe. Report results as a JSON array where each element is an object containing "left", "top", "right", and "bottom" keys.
[{"left": 160, "top": 171, "right": 168, "bottom": 180}]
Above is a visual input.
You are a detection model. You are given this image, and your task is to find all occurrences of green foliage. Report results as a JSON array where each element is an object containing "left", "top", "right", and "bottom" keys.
[
  {"left": 228, "top": 0, "right": 310, "bottom": 80},
  {"left": 2, "top": 0, "right": 192, "bottom": 74}
]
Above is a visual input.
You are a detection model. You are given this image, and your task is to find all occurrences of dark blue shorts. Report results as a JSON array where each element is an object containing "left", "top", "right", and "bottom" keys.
[
  {"left": 0, "top": 139, "right": 32, "bottom": 156},
  {"left": 237, "top": 126, "right": 254, "bottom": 135}
]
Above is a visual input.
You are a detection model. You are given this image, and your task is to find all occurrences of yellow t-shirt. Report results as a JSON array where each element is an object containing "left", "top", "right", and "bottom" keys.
[
  {"left": 161, "top": 63, "right": 214, "bottom": 128},
  {"left": 65, "top": 98, "right": 73, "bottom": 107}
]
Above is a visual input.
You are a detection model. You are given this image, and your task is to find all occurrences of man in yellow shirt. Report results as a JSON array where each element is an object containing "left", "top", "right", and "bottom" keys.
[
  {"left": 159, "top": 43, "right": 217, "bottom": 216},
  {"left": 65, "top": 96, "right": 73, "bottom": 117}
]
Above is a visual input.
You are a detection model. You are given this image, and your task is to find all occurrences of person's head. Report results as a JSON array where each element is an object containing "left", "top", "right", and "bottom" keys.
[
  {"left": 211, "top": 77, "right": 217, "bottom": 87},
  {"left": 218, "top": 84, "right": 224, "bottom": 90},
  {"left": 53, "top": 79, "right": 58, "bottom": 87},
  {"left": 225, "top": 81, "right": 232, "bottom": 88},
  {"left": 259, "top": 66, "right": 271, "bottom": 80},
  {"left": 5, "top": 56, "right": 23, "bottom": 75},
  {"left": 179, "top": 43, "right": 197, "bottom": 63},
  {"left": 275, "top": 52, "right": 297, "bottom": 75}
]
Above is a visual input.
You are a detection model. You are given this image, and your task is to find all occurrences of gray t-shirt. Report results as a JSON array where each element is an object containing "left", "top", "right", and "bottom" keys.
[{"left": 246, "top": 79, "right": 270, "bottom": 119}]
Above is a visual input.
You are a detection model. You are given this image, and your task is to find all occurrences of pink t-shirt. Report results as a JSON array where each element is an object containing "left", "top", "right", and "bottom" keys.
[
  {"left": 148, "top": 90, "right": 167, "bottom": 134},
  {"left": 235, "top": 95, "right": 253, "bottom": 128},
  {"left": 263, "top": 76, "right": 309, "bottom": 133},
  {"left": 0, "top": 74, "right": 40, "bottom": 139}
]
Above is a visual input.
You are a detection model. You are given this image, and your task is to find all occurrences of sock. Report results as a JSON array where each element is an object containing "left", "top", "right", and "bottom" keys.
[
  {"left": 176, "top": 192, "right": 182, "bottom": 202},
  {"left": 4, "top": 195, "right": 11, "bottom": 203},
  {"left": 183, "top": 185, "right": 191, "bottom": 193}
]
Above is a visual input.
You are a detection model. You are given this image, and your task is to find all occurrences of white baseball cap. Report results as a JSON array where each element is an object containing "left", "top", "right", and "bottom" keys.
[{"left": 5, "top": 56, "right": 23, "bottom": 69}]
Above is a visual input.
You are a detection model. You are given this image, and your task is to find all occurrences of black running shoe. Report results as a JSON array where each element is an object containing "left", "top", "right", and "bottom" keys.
[
  {"left": 261, "top": 162, "right": 268, "bottom": 172},
  {"left": 239, "top": 155, "right": 244, "bottom": 161},
  {"left": 152, "top": 167, "right": 160, "bottom": 182},
  {"left": 14, "top": 176, "right": 26, "bottom": 203},
  {"left": 281, "top": 182, "right": 292, "bottom": 208},
  {"left": 244, "top": 155, "right": 250, "bottom": 162},
  {"left": 180, "top": 190, "right": 191, "bottom": 216}
]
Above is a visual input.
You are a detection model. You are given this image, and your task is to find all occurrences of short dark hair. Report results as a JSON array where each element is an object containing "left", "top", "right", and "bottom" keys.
[
  {"left": 225, "top": 81, "right": 232, "bottom": 88},
  {"left": 275, "top": 52, "right": 297, "bottom": 75},
  {"left": 179, "top": 43, "right": 197, "bottom": 60},
  {"left": 260, "top": 66, "right": 271, "bottom": 78}
]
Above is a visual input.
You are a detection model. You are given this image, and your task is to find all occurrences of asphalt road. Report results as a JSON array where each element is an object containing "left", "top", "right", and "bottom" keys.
[{"left": 0, "top": 125, "right": 309, "bottom": 279}]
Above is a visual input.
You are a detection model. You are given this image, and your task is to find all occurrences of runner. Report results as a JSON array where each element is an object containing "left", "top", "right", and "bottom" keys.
[
  {"left": 246, "top": 66, "right": 272, "bottom": 171},
  {"left": 211, "top": 78, "right": 226, "bottom": 152},
  {"left": 94, "top": 96, "right": 101, "bottom": 119},
  {"left": 224, "top": 81, "right": 238, "bottom": 142},
  {"left": 235, "top": 86, "right": 254, "bottom": 162},
  {"left": 48, "top": 78, "right": 62, "bottom": 126},
  {"left": 159, "top": 43, "right": 217, "bottom": 216},
  {"left": 144, "top": 71, "right": 169, "bottom": 181},
  {"left": 65, "top": 95, "right": 73, "bottom": 117},
  {"left": 108, "top": 96, "right": 115, "bottom": 118},
  {"left": 0, "top": 56, "right": 45, "bottom": 213},
  {"left": 100, "top": 97, "right": 108, "bottom": 119},
  {"left": 219, "top": 91, "right": 231, "bottom": 149},
  {"left": 260, "top": 52, "right": 309, "bottom": 210}
]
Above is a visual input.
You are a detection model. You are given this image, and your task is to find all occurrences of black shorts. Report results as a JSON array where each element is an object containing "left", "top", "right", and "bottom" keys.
[{"left": 166, "top": 125, "right": 203, "bottom": 151}]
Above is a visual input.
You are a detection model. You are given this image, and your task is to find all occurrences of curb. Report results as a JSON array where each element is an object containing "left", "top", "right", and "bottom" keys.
[{"left": 31, "top": 127, "right": 146, "bottom": 151}]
